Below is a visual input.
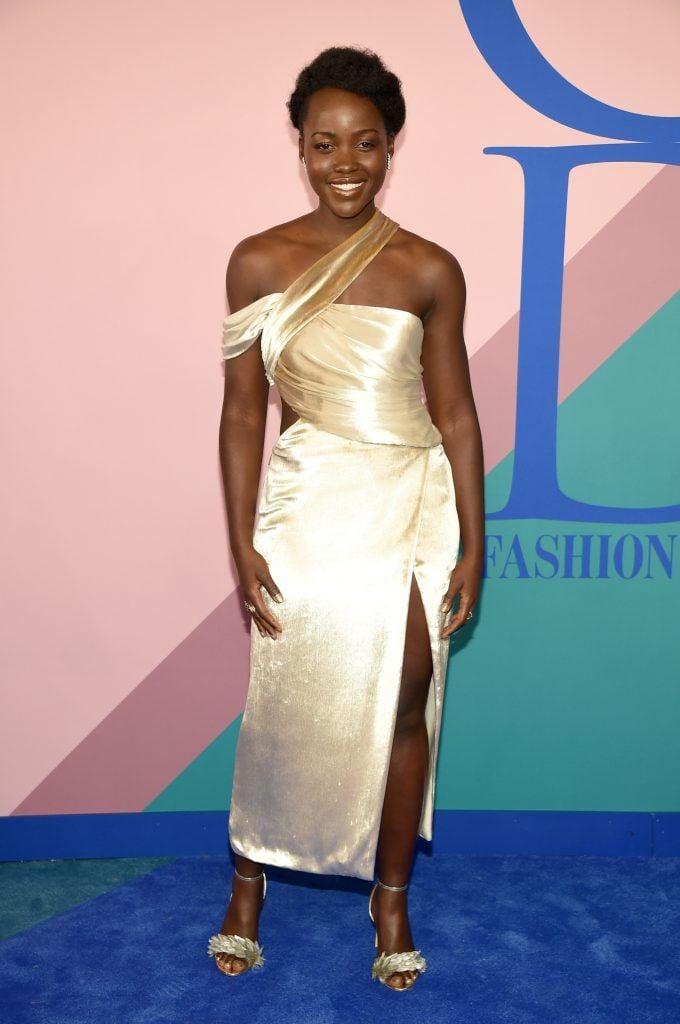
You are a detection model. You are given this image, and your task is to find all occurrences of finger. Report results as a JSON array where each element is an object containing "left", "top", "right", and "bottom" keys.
[
  {"left": 250, "top": 609, "right": 274, "bottom": 639},
  {"left": 261, "top": 573, "right": 285, "bottom": 606},
  {"left": 244, "top": 605, "right": 266, "bottom": 638},
  {"left": 439, "top": 580, "right": 462, "bottom": 614},
  {"left": 444, "top": 606, "right": 474, "bottom": 636},
  {"left": 244, "top": 588, "right": 280, "bottom": 638},
  {"left": 257, "top": 577, "right": 284, "bottom": 635},
  {"left": 441, "top": 596, "right": 475, "bottom": 638},
  {"left": 244, "top": 601, "right": 266, "bottom": 637},
  {"left": 439, "top": 586, "right": 461, "bottom": 635},
  {"left": 249, "top": 590, "right": 282, "bottom": 637},
  {"left": 252, "top": 608, "right": 280, "bottom": 638}
]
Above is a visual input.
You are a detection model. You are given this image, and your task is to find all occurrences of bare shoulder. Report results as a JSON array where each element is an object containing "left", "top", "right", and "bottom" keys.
[
  {"left": 225, "top": 214, "right": 310, "bottom": 312},
  {"left": 391, "top": 225, "right": 466, "bottom": 317}
]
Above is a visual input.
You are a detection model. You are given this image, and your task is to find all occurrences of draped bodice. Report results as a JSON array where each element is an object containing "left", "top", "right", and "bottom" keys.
[{"left": 220, "top": 209, "right": 442, "bottom": 448}]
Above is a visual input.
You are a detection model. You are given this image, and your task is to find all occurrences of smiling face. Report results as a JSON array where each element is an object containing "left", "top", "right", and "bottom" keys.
[{"left": 298, "top": 87, "right": 394, "bottom": 219}]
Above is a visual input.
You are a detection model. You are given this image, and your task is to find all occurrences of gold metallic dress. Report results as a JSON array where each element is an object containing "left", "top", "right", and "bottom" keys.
[{"left": 221, "top": 207, "right": 459, "bottom": 882}]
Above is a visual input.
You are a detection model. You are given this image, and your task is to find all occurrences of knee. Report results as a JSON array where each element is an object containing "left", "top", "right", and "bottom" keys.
[{"left": 394, "top": 697, "right": 426, "bottom": 737}]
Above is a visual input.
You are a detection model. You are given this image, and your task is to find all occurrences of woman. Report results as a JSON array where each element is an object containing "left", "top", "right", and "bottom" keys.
[{"left": 208, "top": 46, "right": 484, "bottom": 991}]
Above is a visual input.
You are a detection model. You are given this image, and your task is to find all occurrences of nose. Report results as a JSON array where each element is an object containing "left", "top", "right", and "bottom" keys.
[{"left": 332, "top": 144, "right": 360, "bottom": 172}]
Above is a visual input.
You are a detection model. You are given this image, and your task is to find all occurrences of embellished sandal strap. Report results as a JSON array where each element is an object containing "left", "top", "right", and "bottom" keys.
[
  {"left": 207, "top": 932, "right": 265, "bottom": 969},
  {"left": 372, "top": 948, "right": 427, "bottom": 982}
]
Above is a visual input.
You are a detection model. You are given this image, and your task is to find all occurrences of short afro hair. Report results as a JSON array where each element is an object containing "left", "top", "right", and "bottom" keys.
[{"left": 287, "top": 46, "right": 406, "bottom": 136}]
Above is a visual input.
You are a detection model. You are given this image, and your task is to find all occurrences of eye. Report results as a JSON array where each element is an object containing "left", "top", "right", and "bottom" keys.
[
  {"left": 314, "top": 142, "right": 333, "bottom": 151},
  {"left": 358, "top": 141, "right": 376, "bottom": 149}
]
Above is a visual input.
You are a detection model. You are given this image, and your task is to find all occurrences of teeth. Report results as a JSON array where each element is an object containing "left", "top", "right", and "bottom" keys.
[{"left": 330, "top": 181, "right": 363, "bottom": 191}]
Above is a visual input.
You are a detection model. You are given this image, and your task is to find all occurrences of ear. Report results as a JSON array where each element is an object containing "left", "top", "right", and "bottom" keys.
[{"left": 298, "top": 134, "right": 304, "bottom": 162}]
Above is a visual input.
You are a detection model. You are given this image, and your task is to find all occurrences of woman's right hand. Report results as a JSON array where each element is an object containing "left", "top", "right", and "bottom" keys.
[{"left": 234, "top": 545, "right": 284, "bottom": 639}]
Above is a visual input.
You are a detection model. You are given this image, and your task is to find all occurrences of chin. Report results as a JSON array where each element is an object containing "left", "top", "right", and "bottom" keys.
[{"left": 321, "top": 193, "right": 378, "bottom": 215}]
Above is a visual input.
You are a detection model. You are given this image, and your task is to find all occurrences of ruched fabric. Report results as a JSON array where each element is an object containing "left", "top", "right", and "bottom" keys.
[{"left": 221, "top": 208, "right": 459, "bottom": 880}]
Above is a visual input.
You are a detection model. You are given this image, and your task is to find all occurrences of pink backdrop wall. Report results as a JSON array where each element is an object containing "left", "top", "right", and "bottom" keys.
[{"left": 2, "top": 0, "right": 678, "bottom": 814}]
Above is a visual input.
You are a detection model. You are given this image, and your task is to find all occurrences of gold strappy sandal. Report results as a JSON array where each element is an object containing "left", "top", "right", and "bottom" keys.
[
  {"left": 207, "top": 868, "right": 267, "bottom": 975},
  {"left": 368, "top": 878, "right": 427, "bottom": 990}
]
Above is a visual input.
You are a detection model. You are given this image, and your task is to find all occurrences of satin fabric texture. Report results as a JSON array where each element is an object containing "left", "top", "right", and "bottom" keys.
[{"left": 221, "top": 207, "right": 460, "bottom": 881}]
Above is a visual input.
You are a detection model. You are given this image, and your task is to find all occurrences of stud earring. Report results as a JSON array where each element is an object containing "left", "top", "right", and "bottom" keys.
[{"left": 387, "top": 153, "right": 392, "bottom": 169}]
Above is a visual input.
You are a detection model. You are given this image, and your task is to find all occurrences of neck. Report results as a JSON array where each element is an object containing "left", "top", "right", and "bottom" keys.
[{"left": 310, "top": 201, "right": 378, "bottom": 242}]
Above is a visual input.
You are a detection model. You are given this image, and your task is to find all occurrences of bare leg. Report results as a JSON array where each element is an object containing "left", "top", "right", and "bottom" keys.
[
  {"left": 373, "top": 574, "right": 432, "bottom": 989},
  {"left": 214, "top": 853, "right": 266, "bottom": 975}
]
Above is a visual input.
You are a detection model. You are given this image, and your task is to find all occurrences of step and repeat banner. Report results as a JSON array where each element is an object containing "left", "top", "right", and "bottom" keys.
[{"left": 2, "top": 1, "right": 678, "bottom": 842}]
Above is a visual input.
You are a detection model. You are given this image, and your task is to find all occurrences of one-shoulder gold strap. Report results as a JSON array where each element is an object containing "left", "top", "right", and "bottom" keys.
[{"left": 261, "top": 207, "right": 399, "bottom": 383}]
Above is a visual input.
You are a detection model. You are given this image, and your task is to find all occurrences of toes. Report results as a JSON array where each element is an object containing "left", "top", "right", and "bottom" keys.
[
  {"left": 216, "top": 953, "right": 233, "bottom": 974},
  {"left": 215, "top": 953, "right": 248, "bottom": 975},
  {"left": 386, "top": 970, "right": 417, "bottom": 989}
]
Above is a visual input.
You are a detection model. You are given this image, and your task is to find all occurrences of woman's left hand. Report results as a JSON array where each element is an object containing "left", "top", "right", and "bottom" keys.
[{"left": 439, "top": 554, "right": 482, "bottom": 638}]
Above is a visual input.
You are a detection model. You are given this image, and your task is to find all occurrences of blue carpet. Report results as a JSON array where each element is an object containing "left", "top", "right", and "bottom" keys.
[{"left": 1, "top": 852, "right": 679, "bottom": 1023}]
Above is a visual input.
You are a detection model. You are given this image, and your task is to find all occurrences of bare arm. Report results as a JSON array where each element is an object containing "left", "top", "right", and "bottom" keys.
[
  {"left": 219, "top": 239, "right": 283, "bottom": 638},
  {"left": 219, "top": 240, "right": 269, "bottom": 556},
  {"left": 421, "top": 250, "right": 485, "bottom": 635}
]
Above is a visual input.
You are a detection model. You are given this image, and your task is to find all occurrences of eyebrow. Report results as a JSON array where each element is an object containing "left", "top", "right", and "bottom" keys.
[{"left": 311, "top": 128, "right": 380, "bottom": 137}]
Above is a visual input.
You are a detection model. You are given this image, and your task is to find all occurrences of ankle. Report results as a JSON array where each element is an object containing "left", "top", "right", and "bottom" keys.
[
  {"left": 377, "top": 892, "right": 409, "bottom": 922},
  {"left": 377, "top": 877, "right": 409, "bottom": 892}
]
